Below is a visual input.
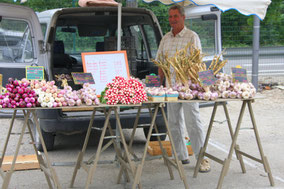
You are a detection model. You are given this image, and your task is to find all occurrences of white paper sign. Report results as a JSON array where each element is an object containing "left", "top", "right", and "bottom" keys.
[{"left": 82, "top": 51, "right": 130, "bottom": 95}]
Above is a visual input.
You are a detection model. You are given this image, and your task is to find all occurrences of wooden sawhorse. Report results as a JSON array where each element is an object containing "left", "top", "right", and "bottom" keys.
[
  {"left": 0, "top": 109, "right": 61, "bottom": 189},
  {"left": 70, "top": 105, "right": 137, "bottom": 189},
  {"left": 193, "top": 99, "right": 274, "bottom": 189},
  {"left": 117, "top": 102, "right": 189, "bottom": 189}
]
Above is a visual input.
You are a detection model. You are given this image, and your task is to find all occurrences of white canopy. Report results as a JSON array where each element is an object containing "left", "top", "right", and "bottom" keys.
[{"left": 142, "top": 0, "right": 271, "bottom": 20}]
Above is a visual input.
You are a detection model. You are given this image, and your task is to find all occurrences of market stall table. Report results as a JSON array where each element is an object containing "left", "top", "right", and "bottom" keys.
[
  {"left": 124, "top": 98, "right": 274, "bottom": 189},
  {"left": 0, "top": 107, "right": 63, "bottom": 189},
  {"left": 0, "top": 97, "right": 273, "bottom": 189},
  {"left": 69, "top": 102, "right": 189, "bottom": 189},
  {"left": 191, "top": 98, "right": 274, "bottom": 189}
]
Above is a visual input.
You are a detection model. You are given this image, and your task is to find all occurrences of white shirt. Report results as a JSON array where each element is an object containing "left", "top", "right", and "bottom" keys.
[{"left": 156, "top": 27, "right": 202, "bottom": 86}]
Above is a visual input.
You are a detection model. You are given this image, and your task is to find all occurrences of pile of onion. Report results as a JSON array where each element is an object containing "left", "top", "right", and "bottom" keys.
[{"left": 77, "top": 83, "right": 100, "bottom": 106}]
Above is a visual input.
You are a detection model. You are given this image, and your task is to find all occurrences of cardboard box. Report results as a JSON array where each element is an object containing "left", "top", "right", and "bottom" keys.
[
  {"left": 165, "top": 94, "right": 179, "bottom": 101},
  {"left": 147, "top": 141, "right": 193, "bottom": 156},
  {"left": 147, "top": 95, "right": 165, "bottom": 102}
]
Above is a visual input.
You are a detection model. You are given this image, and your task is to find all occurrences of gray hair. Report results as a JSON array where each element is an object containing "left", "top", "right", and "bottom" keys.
[{"left": 169, "top": 4, "right": 185, "bottom": 16}]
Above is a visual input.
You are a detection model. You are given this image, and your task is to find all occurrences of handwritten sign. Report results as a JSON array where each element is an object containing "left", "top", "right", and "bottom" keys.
[
  {"left": 0, "top": 74, "right": 2, "bottom": 95},
  {"left": 82, "top": 51, "right": 130, "bottom": 94},
  {"left": 198, "top": 70, "right": 216, "bottom": 86},
  {"left": 71, "top": 72, "right": 95, "bottom": 85},
  {"left": 26, "top": 66, "right": 44, "bottom": 80},
  {"left": 232, "top": 67, "right": 248, "bottom": 83},
  {"left": 145, "top": 75, "right": 160, "bottom": 87}
]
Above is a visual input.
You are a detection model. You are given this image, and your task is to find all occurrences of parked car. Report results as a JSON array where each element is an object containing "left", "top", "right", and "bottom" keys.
[{"left": 0, "top": 3, "right": 222, "bottom": 151}]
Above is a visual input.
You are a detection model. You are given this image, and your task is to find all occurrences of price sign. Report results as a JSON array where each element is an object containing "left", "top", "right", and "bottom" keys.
[
  {"left": 145, "top": 75, "right": 160, "bottom": 87},
  {"left": 198, "top": 70, "right": 217, "bottom": 87},
  {"left": 71, "top": 72, "right": 95, "bottom": 84},
  {"left": 82, "top": 51, "right": 130, "bottom": 94},
  {"left": 26, "top": 66, "right": 44, "bottom": 80},
  {"left": 232, "top": 67, "right": 248, "bottom": 83}
]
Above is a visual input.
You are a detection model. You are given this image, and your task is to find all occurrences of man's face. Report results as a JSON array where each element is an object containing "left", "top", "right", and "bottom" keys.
[{"left": 169, "top": 9, "right": 185, "bottom": 31}]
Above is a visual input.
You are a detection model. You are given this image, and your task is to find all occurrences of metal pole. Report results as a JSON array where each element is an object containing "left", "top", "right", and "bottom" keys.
[
  {"left": 252, "top": 15, "right": 260, "bottom": 91},
  {"left": 117, "top": 3, "right": 122, "bottom": 51}
]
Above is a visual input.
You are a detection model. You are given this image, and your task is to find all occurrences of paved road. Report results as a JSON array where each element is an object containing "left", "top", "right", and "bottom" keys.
[
  {"left": 223, "top": 47, "right": 284, "bottom": 81},
  {"left": 0, "top": 97, "right": 284, "bottom": 189}
]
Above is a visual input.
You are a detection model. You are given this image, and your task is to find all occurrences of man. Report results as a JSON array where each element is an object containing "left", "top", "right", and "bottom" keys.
[{"left": 156, "top": 4, "right": 210, "bottom": 172}]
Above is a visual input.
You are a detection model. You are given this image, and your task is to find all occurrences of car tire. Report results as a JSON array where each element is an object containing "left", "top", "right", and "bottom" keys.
[
  {"left": 29, "top": 119, "right": 55, "bottom": 152},
  {"left": 35, "top": 129, "right": 55, "bottom": 152},
  {"left": 143, "top": 124, "right": 167, "bottom": 141}
]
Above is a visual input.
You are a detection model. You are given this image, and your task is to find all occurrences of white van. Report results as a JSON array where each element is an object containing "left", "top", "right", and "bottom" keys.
[{"left": 0, "top": 3, "right": 222, "bottom": 151}]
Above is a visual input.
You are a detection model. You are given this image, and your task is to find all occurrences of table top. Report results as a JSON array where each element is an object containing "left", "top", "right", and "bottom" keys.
[{"left": 0, "top": 96, "right": 261, "bottom": 111}]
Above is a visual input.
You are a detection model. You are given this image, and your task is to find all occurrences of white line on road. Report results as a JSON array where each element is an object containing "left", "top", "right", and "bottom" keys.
[{"left": 208, "top": 139, "right": 284, "bottom": 183}]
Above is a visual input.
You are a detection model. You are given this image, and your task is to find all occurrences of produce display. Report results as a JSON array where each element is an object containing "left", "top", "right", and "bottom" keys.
[
  {"left": 0, "top": 67, "right": 256, "bottom": 109},
  {"left": 153, "top": 43, "right": 227, "bottom": 89},
  {"left": 0, "top": 78, "right": 39, "bottom": 108},
  {"left": 54, "top": 74, "right": 73, "bottom": 82},
  {"left": 150, "top": 42, "right": 256, "bottom": 101},
  {"left": 100, "top": 76, "right": 147, "bottom": 105},
  {"left": 31, "top": 80, "right": 99, "bottom": 107}
]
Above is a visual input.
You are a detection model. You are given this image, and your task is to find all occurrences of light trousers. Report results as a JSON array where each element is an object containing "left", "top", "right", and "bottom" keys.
[{"left": 168, "top": 102, "right": 205, "bottom": 160}]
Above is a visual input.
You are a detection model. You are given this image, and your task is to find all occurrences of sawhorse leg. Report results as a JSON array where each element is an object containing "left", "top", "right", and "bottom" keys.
[
  {"left": 0, "top": 109, "right": 60, "bottom": 189},
  {"left": 160, "top": 104, "right": 189, "bottom": 189},
  {"left": 131, "top": 104, "right": 159, "bottom": 189},
  {"left": 30, "top": 110, "right": 62, "bottom": 189},
  {"left": 70, "top": 108, "right": 97, "bottom": 188},
  {"left": 194, "top": 100, "right": 274, "bottom": 189},
  {"left": 131, "top": 103, "right": 189, "bottom": 189},
  {"left": 23, "top": 110, "right": 53, "bottom": 188},
  {"left": 247, "top": 101, "right": 274, "bottom": 186}
]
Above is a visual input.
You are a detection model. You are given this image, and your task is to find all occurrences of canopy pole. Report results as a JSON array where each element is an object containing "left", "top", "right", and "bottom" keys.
[
  {"left": 252, "top": 15, "right": 260, "bottom": 91},
  {"left": 117, "top": 3, "right": 122, "bottom": 51}
]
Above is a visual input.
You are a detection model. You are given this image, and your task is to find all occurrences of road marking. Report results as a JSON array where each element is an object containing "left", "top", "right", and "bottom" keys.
[{"left": 208, "top": 139, "right": 284, "bottom": 183}]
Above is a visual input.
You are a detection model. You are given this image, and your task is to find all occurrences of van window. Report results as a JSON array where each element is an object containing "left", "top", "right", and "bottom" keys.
[
  {"left": 55, "top": 26, "right": 106, "bottom": 54},
  {"left": 0, "top": 18, "right": 34, "bottom": 63},
  {"left": 144, "top": 25, "right": 158, "bottom": 59},
  {"left": 185, "top": 18, "right": 216, "bottom": 56},
  {"left": 129, "top": 24, "right": 158, "bottom": 60},
  {"left": 40, "top": 23, "right": 47, "bottom": 37}
]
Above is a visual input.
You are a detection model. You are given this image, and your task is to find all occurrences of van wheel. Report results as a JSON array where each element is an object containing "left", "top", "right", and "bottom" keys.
[
  {"left": 30, "top": 120, "right": 55, "bottom": 152},
  {"left": 35, "top": 129, "right": 55, "bottom": 152},
  {"left": 143, "top": 124, "right": 167, "bottom": 141}
]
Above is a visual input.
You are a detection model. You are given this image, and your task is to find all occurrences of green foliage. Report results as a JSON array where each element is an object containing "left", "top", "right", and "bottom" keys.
[
  {"left": 3, "top": 0, "right": 284, "bottom": 47},
  {"left": 24, "top": 0, "right": 77, "bottom": 12},
  {"left": 138, "top": 0, "right": 170, "bottom": 35},
  {"left": 99, "top": 87, "right": 108, "bottom": 104}
]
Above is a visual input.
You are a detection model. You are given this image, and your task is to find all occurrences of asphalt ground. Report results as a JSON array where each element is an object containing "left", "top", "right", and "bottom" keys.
[{"left": 0, "top": 91, "right": 283, "bottom": 189}]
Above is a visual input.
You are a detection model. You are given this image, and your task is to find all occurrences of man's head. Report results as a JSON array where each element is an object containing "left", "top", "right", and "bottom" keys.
[{"left": 168, "top": 4, "right": 185, "bottom": 35}]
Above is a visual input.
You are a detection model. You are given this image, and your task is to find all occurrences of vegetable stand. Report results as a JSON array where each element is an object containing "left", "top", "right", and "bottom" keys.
[
  {"left": 69, "top": 102, "right": 189, "bottom": 189},
  {"left": 0, "top": 98, "right": 273, "bottom": 189},
  {"left": 0, "top": 108, "right": 61, "bottom": 189},
  {"left": 122, "top": 98, "right": 274, "bottom": 189},
  {"left": 192, "top": 98, "right": 274, "bottom": 189}
]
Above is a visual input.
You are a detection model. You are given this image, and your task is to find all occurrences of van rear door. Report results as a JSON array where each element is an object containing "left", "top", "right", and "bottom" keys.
[{"left": 0, "top": 3, "right": 48, "bottom": 86}]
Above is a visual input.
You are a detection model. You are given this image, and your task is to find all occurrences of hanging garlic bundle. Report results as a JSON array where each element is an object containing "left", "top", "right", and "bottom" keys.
[
  {"left": 153, "top": 42, "right": 228, "bottom": 92},
  {"left": 152, "top": 53, "right": 172, "bottom": 87}
]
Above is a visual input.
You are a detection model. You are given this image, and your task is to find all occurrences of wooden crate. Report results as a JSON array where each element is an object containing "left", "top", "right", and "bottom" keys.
[
  {"left": 147, "top": 141, "right": 193, "bottom": 156},
  {"left": 1, "top": 155, "right": 40, "bottom": 171}
]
